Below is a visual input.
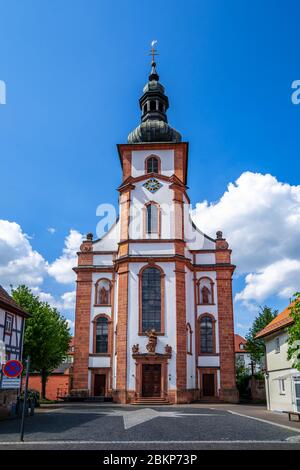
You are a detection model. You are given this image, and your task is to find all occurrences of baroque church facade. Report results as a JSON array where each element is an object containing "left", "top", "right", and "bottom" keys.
[{"left": 72, "top": 58, "right": 238, "bottom": 404}]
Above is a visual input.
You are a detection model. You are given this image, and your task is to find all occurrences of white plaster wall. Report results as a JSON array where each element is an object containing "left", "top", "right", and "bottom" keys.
[
  {"left": 93, "top": 221, "right": 120, "bottom": 251},
  {"left": 131, "top": 149, "right": 174, "bottom": 178},
  {"left": 89, "top": 356, "right": 110, "bottom": 368},
  {"left": 198, "top": 356, "right": 220, "bottom": 367},
  {"left": 112, "top": 273, "right": 119, "bottom": 389},
  {"left": 195, "top": 253, "right": 216, "bottom": 265},
  {"left": 129, "top": 180, "right": 175, "bottom": 239},
  {"left": 266, "top": 331, "right": 293, "bottom": 372},
  {"left": 126, "top": 262, "right": 177, "bottom": 391},
  {"left": 185, "top": 267, "right": 196, "bottom": 389},
  {"left": 267, "top": 372, "right": 295, "bottom": 412},
  {"left": 129, "top": 243, "right": 174, "bottom": 256},
  {"left": 93, "top": 254, "right": 113, "bottom": 266},
  {"left": 184, "top": 203, "right": 215, "bottom": 251}
]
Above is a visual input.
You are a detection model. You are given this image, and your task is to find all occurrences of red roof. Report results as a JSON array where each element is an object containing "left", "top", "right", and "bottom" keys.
[
  {"left": 234, "top": 334, "right": 247, "bottom": 353},
  {"left": 255, "top": 303, "right": 294, "bottom": 339},
  {"left": 0, "top": 285, "right": 29, "bottom": 317}
]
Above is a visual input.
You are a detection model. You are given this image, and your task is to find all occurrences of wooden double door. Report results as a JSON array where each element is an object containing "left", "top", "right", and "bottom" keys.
[{"left": 142, "top": 364, "right": 161, "bottom": 397}]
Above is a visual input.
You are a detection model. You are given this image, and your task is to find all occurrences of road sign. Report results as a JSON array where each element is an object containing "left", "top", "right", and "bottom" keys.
[
  {"left": 1, "top": 376, "right": 21, "bottom": 389},
  {"left": 3, "top": 359, "right": 23, "bottom": 378}
]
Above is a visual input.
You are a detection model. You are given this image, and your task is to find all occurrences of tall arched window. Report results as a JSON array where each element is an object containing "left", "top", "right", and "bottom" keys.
[
  {"left": 141, "top": 267, "right": 162, "bottom": 333},
  {"left": 200, "top": 315, "right": 214, "bottom": 354},
  {"left": 146, "top": 156, "right": 159, "bottom": 173},
  {"left": 145, "top": 203, "right": 159, "bottom": 235},
  {"left": 95, "top": 279, "right": 111, "bottom": 305},
  {"left": 95, "top": 317, "right": 108, "bottom": 353}
]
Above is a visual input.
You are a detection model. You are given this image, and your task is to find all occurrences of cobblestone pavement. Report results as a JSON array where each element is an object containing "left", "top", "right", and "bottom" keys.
[{"left": 0, "top": 403, "right": 299, "bottom": 450}]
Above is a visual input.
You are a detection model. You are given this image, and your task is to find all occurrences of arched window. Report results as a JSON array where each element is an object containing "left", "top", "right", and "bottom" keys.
[
  {"left": 95, "top": 279, "right": 111, "bottom": 305},
  {"left": 146, "top": 156, "right": 159, "bottom": 173},
  {"left": 150, "top": 100, "right": 156, "bottom": 111},
  {"left": 198, "top": 277, "right": 214, "bottom": 305},
  {"left": 141, "top": 267, "right": 162, "bottom": 333},
  {"left": 95, "top": 317, "right": 108, "bottom": 353},
  {"left": 200, "top": 315, "right": 214, "bottom": 354},
  {"left": 186, "top": 323, "right": 193, "bottom": 355},
  {"left": 145, "top": 203, "right": 159, "bottom": 235}
]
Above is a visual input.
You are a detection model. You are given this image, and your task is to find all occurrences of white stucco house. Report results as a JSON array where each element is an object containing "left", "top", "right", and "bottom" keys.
[{"left": 256, "top": 303, "right": 300, "bottom": 413}]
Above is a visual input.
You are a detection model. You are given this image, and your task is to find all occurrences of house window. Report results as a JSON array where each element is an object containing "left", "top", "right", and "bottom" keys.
[
  {"left": 146, "top": 203, "right": 159, "bottom": 235},
  {"left": 279, "top": 379, "right": 286, "bottom": 395},
  {"left": 200, "top": 316, "right": 214, "bottom": 354},
  {"left": 146, "top": 156, "right": 159, "bottom": 174},
  {"left": 4, "top": 314, "right": 13, "bottom": 335},
  {"left": 95, "top": 279, "right": 111, "bottom": 305},
  {"left": 141, "top": 267, "right": 161, "bottom": 333},
  {"left": 275, "top": 337, "right": 280, "bottom": 354},
  {"left": 95, "top": 317, "right": 108, "bottom": 353},
  {"left": 186, "top": 323, "right": 193, "bottom": 355}
]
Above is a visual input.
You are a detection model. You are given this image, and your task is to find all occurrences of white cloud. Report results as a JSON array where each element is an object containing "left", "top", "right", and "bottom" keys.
[
  {"left": 66, "top": 319, "right": 75, "bottom": 331},
  {"left": 235, "top": 258, "right": 300, "bottom": 303},
  {"left": 47, "top": 227, "right": 56, "bottom": 234},
  {"left": 0, "top": 220, "right": 47, "bottom": 290},
  {"left": 48, "top": 230, "right": 83, "bottom": 284},
  {"left": 193, "top": 172, "right": 300, "bottom": 303},
  {"left": 61, "top": 290, "right": 76, "bottom": 310}
]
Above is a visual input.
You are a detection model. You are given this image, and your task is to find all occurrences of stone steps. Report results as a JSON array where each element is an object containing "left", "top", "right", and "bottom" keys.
[{"left": 131, "top": 397, "right": 170, "bottom": 406}]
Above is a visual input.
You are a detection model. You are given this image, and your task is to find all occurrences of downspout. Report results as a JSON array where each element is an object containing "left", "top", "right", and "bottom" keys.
[{"left": 264, "top": 342, "right": 271, "bottom": 410}]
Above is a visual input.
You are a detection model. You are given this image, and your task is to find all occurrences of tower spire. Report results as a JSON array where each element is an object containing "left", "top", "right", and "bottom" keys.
[
  {"left": 148, "top": 40, "right": 159, "bottom": 81},
  {"left": 127, "top": 41, "right": 182, "bottom": 144}
]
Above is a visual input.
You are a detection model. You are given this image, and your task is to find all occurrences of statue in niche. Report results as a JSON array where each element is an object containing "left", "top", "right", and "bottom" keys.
[
  {"left": 99, "top": 286, "right": 108, "bottom": 304},
  {"left": 201, "top": 286, "right": 211, "bottom": 304},
  {"left": 146, "top": 329, "right": 157, "bottom": 354}
]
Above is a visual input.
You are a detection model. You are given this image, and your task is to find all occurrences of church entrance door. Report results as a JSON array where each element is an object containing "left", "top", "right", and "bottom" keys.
[
  {"left": 202, "top": 373, "right": 215, "bottom": 397},
  {"left": 142, "top": 364, "right": 161, "bottom": 397},
  {"left": 94, "top": 374, "right": 106, "bottom": 396}
]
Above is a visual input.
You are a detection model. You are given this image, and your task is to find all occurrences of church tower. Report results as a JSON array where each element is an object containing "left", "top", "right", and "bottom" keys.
[{"left": 72, "top": 49, "right": 238, "bottom": 404}]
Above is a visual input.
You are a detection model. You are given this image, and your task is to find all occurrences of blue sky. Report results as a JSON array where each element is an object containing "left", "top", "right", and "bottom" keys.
[{"left": 0, "top": 0, "right": 299, "bottom": 335}]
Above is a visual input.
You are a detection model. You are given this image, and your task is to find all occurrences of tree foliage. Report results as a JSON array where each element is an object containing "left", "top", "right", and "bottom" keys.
[
  {"left": 287, "top": 292, "right": 300, "bottom": 371},
  {"left": 245, "top": 305, "right": 278, "bottom": 364},
  {"left": 11, "top": 285, "right": 71, "bottom": 398}
]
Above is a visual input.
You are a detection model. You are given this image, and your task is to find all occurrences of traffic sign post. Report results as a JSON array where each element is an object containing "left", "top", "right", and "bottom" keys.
[{"left": 20, "top": 356, "right": 30, "bottom": 442}]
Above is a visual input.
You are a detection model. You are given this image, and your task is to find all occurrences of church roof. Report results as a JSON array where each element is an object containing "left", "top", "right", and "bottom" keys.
[{"left": 127, "top": 58, "right": 182, "bottom": 144}]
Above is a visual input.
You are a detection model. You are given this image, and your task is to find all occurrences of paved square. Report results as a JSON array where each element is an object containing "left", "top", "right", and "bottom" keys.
[{"left": 0, "top": 404, "right": 300, "bottom": 449}]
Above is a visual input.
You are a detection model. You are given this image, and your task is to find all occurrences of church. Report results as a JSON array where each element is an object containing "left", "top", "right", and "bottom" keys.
[{"left": 72, "top": 51, "right": 238, "bottom": 404}]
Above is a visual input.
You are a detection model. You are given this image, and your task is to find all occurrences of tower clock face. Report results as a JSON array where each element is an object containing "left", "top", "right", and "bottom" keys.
[{"left": 143, "top": 178, "right": 162, "bottom": 193}]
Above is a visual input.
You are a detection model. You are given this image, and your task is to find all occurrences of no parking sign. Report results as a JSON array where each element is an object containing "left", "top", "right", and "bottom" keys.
[{"left": 3, "top": 359, "right": 23, "bottom": 378}]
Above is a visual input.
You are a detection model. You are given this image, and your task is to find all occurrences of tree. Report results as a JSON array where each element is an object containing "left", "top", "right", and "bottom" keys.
[
  {"left": 287, "top": 292, "right": 300, "bottom": 371},
  {"left": 12, "top": 285, "right": 71, "bottom": 399},
  {"left": 246, "top": 305, "right": 278, "bottom": 365}
]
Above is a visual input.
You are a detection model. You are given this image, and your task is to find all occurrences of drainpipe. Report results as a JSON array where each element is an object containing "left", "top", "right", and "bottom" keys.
[{"left": 264, "top": 343, "right": 271, "bottom": 410}]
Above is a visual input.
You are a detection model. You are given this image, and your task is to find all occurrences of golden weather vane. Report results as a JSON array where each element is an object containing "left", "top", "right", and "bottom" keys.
[{"left": 149, "top": 40, "right": 159, "bottom": 63}]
